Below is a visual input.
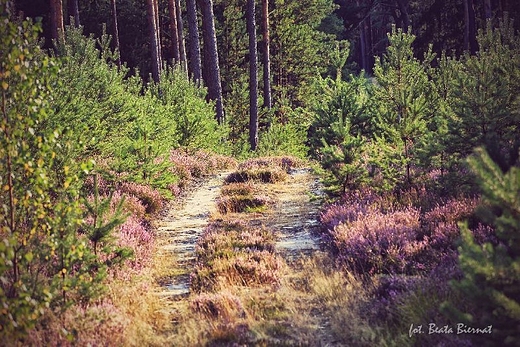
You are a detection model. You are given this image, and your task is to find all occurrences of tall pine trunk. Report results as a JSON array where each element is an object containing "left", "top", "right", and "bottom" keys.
[
  {"left": 111, "top": 0, "right": 121, "bottom": 67},
  {"left": 261, "top": 0, "right": 271, "bottom": 109},
  {"left": 50, "top": 0, "right": 64, "bottom": 44},
  {"left": 168, "top": 0, "right": 180, "bottom": 62},
  {"left": 247, "top": 0, "right": 259, "bottom": 150},
  {"left": 464, "top": 0, "right": 477, "bottom": 54},
  {"left": 68, "top": 0, "right": 80, "bottom": 27},
  {"left": 175, "top": 0, "right": 188, "bottom": 71},
  {"left": 200, "top": 0, "right": 224, "bottom": 124},
  {"left": 147, "top": 0, "right": 161, "bottom": 82},
  {"left": 186, "top": 0, "right": 202, "bottom": 84}
]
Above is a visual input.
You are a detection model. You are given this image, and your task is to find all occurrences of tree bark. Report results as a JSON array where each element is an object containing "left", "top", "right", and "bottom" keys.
[
  {"left": 186, "top": 0, "right": 202, "bottom": 84},
  {"left": 68, "top": 0, "right": 80, "bottom": 27},
  {"left": 200, "top": 0, "right": 224, "bottom": 124},
  {"left": 464, "top": 0, "right": 478, "bottom": 54},
  {"left": 168, "top": 0, "right": 180, "bottom": 62},
  {"left": 175, "top": 0, "right": 188, "bottom": 71},
  {"left": 247, "top": 0, "right": 259, "bottom": 150},
  {"left": 154, "top": 0, "right": 163, "bottom": 67},
  {"left": 395, "top": 0, "right": 410, "bottom": 32},
  {"left": 50, "top": 0, "right": 65, "bottom": 44},
  {"left": 261, "top": 0, "right": 272, "bottom": 109},
  {"left": 484, "top": 0, "right": 492, "bottom": 19},
  {"left": 147, "top": 0, "right": 162, "bottom": 82},
  {"left": 111, "top": 0, "right": 121, "bottom": 67}
]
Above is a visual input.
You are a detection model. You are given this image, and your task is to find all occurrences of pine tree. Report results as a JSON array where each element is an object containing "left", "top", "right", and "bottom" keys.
[
  {"left": 186, "top": 0, "right": 202, "bottom": 83},
  {"left": 372, "top": 26, "right": 437, "bottom": 185},
  {"left": 247, "top": 0, "right": 259, "bottom": 151},
  {"left": 200, "top": 0, "right": 225, "bottom": 124},
  {"left": 442, "top": 147, "right": 520, "bottom": 346}
]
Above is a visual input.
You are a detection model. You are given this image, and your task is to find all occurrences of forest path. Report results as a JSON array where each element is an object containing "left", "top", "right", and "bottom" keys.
[
  {"left": 154, "top": 165, "right": 340, "bottom": 345},
  {"left": 154, "top": 171, "right": 233, "bottom": 296}
]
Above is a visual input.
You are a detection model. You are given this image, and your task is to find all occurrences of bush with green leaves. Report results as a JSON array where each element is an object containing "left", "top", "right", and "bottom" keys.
[
  {"left": 442, "top": 147, "right": 520, "bottom": 346},
  {"left": 0, "top": 9, "right": 117, "bottom": 341}
]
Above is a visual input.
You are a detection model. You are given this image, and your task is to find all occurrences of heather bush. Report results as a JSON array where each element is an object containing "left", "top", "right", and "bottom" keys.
[
  {"left": 333, "top": 208, "right": 422, "bottom": 275},
  {"left": 169, "top": 149, "right": 237, "bottom": 188},
  {"left": 321, "top": 187, "right": 483, "bottom": 276},
  {"left": 119, "top": 182, "right": 164, "bottom": 215}
]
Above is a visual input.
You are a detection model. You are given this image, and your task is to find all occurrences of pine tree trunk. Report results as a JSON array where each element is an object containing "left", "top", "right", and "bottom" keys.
[
  {"left": 147, "top": 0, "right": 161, "bottom": 82},
  {"left": 50, "top": 0, "right": 65, "bottom": 44},
  {"left": 111, "top": 0, "right": 122, "bottom": 67},
  {"left": 464, "top": 0, "right": 477, "bottom": 54},
  {"left": 261, "top": 0, "right": 272, "bottom": 109},
  {"left": 186, "top": 0, "right": 202, "bottom": 85},
  {"left": 68, "top": 0, "right": 80, "bottom": 27},
  {"left": 154, "top": 0, "right": 163, "bottom": 67},
  {"left": 168, "top": 0, "right": 180, "bottom": 62},
  {"left": 247, "top": 0, "right": 259, "bottom": 151},
  {"left": 175, "top": 0, "right": 188, "bottom": 72},
  {"left": 200, "top": 0, "right": 224, "bottom": 124},
  {"left": 484, "top": 0, "right": 492, "bottom": 19},
  {"left": 396, "top": 0, "right": 410, "bottom": 32}
]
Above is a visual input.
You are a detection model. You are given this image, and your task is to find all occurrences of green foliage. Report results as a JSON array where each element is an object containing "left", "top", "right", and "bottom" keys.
[
  {"left": 49, "top": 24, "right": 136, "bottom": 159},
  {"left": 442, "top": 148, "right": 520, "bottom": 346},
  {"left": 0, "top": 9, "right": 109, "bottom": 340},
  {"left": 83, "top": 176, "right": 130, "bottom": 262},
  {"left": 319, "top": 119, "right": 367, "bottom": 193},
  {"left": 372, "top": 26, "right": 439, "bottom": 185},
  {"left": 271, "top": 0, "right": 337, "bottom": 107},
  {"left": 149, "top": 66, "right": 227, "bottom": 152},
  {"left": 308, "top": 74, "right": 373, "bottom": 192},
  {"left": 256, "top": 122, "right": 309, "bottom": 159},
  {"left": 446, "top": 19, "right": 520, "bottom": 171}
]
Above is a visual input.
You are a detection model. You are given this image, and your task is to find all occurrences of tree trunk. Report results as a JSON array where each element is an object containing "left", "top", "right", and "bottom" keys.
[
  {"left": 484, "top": 0, "right": 492, "bottom": 19},
  {"left": 186, "top": 0, "right": 202, "bottom": 84},
  {"left": 247, "top": 0, "right": 259, "bottom": 151},
  {"left": 111, "top": 0, "right": 121, "bottom": 67},
  {"left": 50, "top": 0, "right": 65, "bottom": 44},
  {"left": 147, "top": 0, "right": 161, "bottom": 82},
  {"left": 175, "top": 0, "right": 188, "bottom": 71},
  {"left": 200, "top": 0, "right": 224, "bottom": 124},
  {"left": 261, "top": 0, "right": 272, "bottom": 109},
  {"left": 168, "top": 0, "right": 180, "bottom": 62},
  {"left": 396, "top": 0, "right": 410, "bottom": 32},
  {"left": 68, "top": 0, "right": 80, "bottom": 27},
  {"left": 464, "top": 0, "right": 478, "bottom": 54},
  {"left": 154, "top": 0, "right": 163, "bottom": 67}
]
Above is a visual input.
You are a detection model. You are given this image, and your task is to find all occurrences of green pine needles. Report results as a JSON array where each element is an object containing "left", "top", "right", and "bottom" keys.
[{"left": 442, "top": 147, "right": 520, "bottom": 346}]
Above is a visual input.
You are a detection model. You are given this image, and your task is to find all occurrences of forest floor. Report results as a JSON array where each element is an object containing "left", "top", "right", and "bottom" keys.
[{"left": 153, "top": 163, "right": 347, "bottom": 345}]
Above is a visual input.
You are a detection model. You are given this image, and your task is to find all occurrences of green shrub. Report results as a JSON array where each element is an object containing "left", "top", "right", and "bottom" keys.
[
  {"left": 442, "top": 148, "right": 520, "bottom": 346},
  {"left": 0, "top": 10, "right": 110, "bottom": 341}
]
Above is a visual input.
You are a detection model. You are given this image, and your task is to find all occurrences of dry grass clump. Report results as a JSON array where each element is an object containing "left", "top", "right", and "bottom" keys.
[
  {"left": 191, "top": 219, "right": 282, "bottom": 292},
  {"left": 216, "top": 194, "right": 273, "bottom": 213},
  {"left": 224, "top": 168, "right": 287, "bottom": 184},
  {"left": 220, "top": 182, "right": 254, "bottom": 196},
  {"left": 217, "top": 182, "right": 273, "bottom": 214},
  {"left": 238, "top": 156, "right": 305, "bottom": 172}
]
